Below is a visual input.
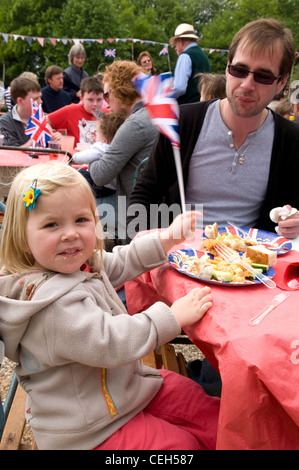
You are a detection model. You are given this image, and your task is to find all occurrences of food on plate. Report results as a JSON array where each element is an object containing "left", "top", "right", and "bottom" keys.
[
  {"left": 185, "top": 254, "right": 259, "bottom": 284},
  {"left": 193, "top": 222, "right": 278, "bottom": 282},
  {"left": 202, "top": 222, "right": 257, "bottom": 253},
  {"left": 187, "top": 259, "right": 214, "bottom": 280},
  {"left": 246, "top": 245, "right": 277, "bottom": 267},
  {"left": 204, "top": 222, "right": 218, "bottom": 239},
  {"left": 201, "top": 235, "right": 256, "bottom": 255},
  {"left": 251, "top": 263, "right": 269, "bottom": 272}
]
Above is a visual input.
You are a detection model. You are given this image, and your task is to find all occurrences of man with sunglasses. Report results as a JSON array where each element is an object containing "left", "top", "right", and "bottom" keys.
[{"left": 129, "top": 18, "right": 299, "bottom": 242}]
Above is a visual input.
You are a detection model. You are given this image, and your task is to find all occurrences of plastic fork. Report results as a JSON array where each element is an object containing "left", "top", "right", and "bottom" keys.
[
  {"left": 214, "top": 243, "right": 276, "bottom": 288},
  {"left": 226, "top": 221, "right": 249, "bottom": 238}
]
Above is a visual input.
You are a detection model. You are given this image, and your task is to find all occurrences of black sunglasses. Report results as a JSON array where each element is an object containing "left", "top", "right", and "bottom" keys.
[{"left": 228, "top": 64, "right": 280, "bottom": 85}]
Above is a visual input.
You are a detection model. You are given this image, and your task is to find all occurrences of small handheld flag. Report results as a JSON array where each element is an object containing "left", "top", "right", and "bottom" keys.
[
  {"left": 25, "top": 102, "right": 52, "bottom": 147},
  {"left": 31, "top": 98, "right": 39, "bottom": 116},
  {"left": 133, "top": 72, "right": 180, "bottom": 148},
  {"left": 133, "top": 72, "right": 186, "bottom": 213}
]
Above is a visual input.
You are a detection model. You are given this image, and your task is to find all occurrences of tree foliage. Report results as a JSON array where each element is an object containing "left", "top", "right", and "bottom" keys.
[{"left": 0, "top": 0, "right": 298, "bottom": 86}]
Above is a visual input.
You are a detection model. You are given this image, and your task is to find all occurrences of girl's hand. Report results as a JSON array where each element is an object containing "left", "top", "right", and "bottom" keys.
[
  {"left": 159, "top": 211, "right": 202, "bottom": 253},
  {"left": 170, "top": 286, "right": 213, "bottom": 328}
]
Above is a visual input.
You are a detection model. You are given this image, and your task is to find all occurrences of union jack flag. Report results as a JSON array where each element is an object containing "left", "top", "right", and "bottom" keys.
[
  {"left": 104, "top": 48, "right": 116, "bottom": 58},
  {"left": 133, "top": 72, "right": 180, "bottom": 148},
  {"left": 134, "top": 72, "right": 187, "bottom": 212},
  {"left": 31, "top": 99, "right": 39, "bottom": 115},
  {"left": 159, "top": 46, "right": 169, "bottom": 56},
  {"left": 25, "top": 103, "right": 52, "bottom": 147}
]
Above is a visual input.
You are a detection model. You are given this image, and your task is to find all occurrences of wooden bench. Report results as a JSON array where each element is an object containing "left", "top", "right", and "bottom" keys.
[
  {"left": 141, "top": 344, "right": 189, "bottom": 377},
  {"left": 0, "top": 340, "right": 36, "bottom": 450},
  {"left": 0, "top": 380, "right": 36, "bottom": 450}
]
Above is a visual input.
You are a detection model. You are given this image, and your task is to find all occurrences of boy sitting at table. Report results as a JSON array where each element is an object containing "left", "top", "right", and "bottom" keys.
[
  {"left": 0, "top": 76, "right": 61, "bottom": 148},
  {"left": 46, "top": 76, "right": 108, "bottom": 147}
]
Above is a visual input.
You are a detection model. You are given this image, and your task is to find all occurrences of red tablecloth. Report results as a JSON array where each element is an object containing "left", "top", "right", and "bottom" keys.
[
  {"left": 0, "top": 149, "right": 70, "bottom": 167},
  {"left": 125, "top": 241, "right": 299, "bottom": 450},
  {"left": 0, "top": 136, "right": 74, "bottom": 166},
  {"left": 0, "top": 141, "right": 74, "bottom": 198}
]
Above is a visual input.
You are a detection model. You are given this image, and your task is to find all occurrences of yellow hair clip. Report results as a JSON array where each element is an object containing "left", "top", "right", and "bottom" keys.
[{"left": 23, "top": 179, "right": 41, "bottom": 211}]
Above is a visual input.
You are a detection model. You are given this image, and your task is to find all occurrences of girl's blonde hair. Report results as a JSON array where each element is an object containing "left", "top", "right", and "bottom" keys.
[{"left": 0, "top": 162, "right": 104, "bottom": 274}]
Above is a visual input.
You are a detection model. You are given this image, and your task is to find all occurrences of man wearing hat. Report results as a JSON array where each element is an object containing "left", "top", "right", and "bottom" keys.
[{"left": 170, "top": 23, "right": 211, "bottom": 104}]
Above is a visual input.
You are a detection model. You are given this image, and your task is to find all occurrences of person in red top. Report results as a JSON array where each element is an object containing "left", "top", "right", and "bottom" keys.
[{"left": 47, "top": 76, "right": 107, "bottom": 146}]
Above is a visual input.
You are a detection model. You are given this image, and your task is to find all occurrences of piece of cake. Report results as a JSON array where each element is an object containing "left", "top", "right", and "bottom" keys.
[{"left": 246, "top": 245, "right": 277, "bottom": 267}]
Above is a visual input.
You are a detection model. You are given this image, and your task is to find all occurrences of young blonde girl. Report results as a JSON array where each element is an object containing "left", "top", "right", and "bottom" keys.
[{"left": 0, "top": 162, "right": 219, "bottom": 450}]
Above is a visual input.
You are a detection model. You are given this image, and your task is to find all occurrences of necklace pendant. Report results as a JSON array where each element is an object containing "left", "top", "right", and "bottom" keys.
[{"left": 238, "top": 154, "right": 245, "bottom": 164}]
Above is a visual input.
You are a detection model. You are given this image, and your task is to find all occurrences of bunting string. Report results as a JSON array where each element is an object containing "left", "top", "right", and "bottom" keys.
[
  {"left": 1, "top": 31, "right": 298, "bottom": 58},
  {"left": 0, "top": 31, "right": 230, "bottom": 55}
]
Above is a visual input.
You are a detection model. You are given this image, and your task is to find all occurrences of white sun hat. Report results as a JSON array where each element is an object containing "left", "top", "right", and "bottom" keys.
[{"left": 170, "top": 23, "right": 200, "bottom": 45}]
